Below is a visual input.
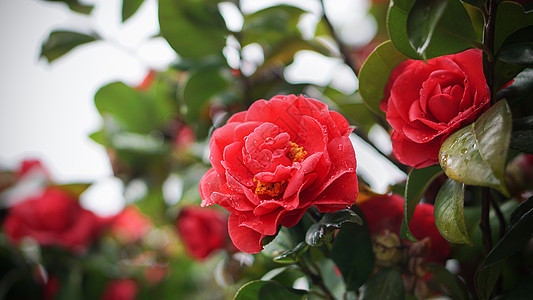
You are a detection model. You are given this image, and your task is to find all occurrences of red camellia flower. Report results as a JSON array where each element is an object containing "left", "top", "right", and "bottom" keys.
[
  {"left": 199, "top": 94, "right": 358, "bottom": 253},
  {"left": 110, "top": 205, "right": 152, "bottom": 244},
  {"left": 100, "top": 279, "right": 138, "bottom": 300},
  {"left": 381, "top": 49, "right": 491, "bottom": 168},
  {"left": 359, "top": 194, "right": 449, "bottom": 263},
  {"left": 176, "top": 206, "right": 232, "bottom": 260},
  {"left": 2, "top": 187, "right": 105, "bottom": 253}
]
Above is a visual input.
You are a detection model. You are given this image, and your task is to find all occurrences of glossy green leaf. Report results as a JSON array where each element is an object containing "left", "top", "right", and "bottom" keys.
[
  {"left": 234, "top": 280, "right": 307, "bottom": 300},
  {"left": 388, "top": 0, "right": 479, "bottom": 59},
  {"left": 426, "top": 263, "right": 471, "bottom": 300},
  {"left": 439, "top": 100, "right": 512, "bottom": 196},
  {"left": 305, "top": 209, "right": 362, "bottom": 247},
  {"left": 406, "top": 0, "right": 449, "bottom": 59},
  {"left": 273, "top": 242, "right": 308, "bottom": 264},
  {"left": 40, "top": 31, "right": 97, "bottom": 63},
  {"left": 400, "top": 165, "right": 443, "bottom": 241},
  {"left": 158, "top": 0, "right": 227, "bottom": 58},
  {"left": 481, "top": 196, "right": 533, "bottom": 268},
  {"left": 358, "top": 41, "right": 407, "bottom": 116},
  {"left": 43, "top": 0, "right": 93, "bottom": 14},
  {"left": 497, "top": 26, "right": 533, "bottom": 67},
  {"left": 331, "top": 206, "right": 374, "bottom": 291},
  {"left": 496, "top": 68, "right": 533, "bottom": 106},
  {"left": 494, "top": 1, "right": 533, "bottom": 53},
  {"left": 122, "top": 0, "right": 144, "bottom": 22},
  {"left": 434, "top": 179, "right": 472, "bottom": 245},
  {"left": 475, "top": 262, "right": 503, "bottom": 300},
  {"left": 361, "top": 267, "right": 405, "bottom": 300},
  {"left": 182, "top": 68, "right": 228, "bottom": 124},
  {"left": 460, "top": 0, "right": 486, "bottom": 9}
]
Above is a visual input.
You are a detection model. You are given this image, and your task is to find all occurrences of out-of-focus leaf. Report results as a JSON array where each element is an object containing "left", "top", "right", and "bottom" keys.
[
  {"left": 494, "top": 273, "right": 533, "bottom": 300},
  {"left": 434, "top": 178, "right": 473, "bottom": 245},
  {"left": 358, "top": 41, "right": 407, "bottom": 117},
  {"left": 54, "top": 183, "right": 91, "bottom": 199},
  {"left": 497, "top": 26, "right": 533, "bottom": 67},
  {"left": 305, "top": 209, "right": 362, "bottom": 246},
  {"left": 331, "top": 206, "right": 374, "bottom": 291},
  {"left": 439, "top": 100, "right": 511, "bottom": 196},
  {"left": 234, "top": 280, "right": 307, "bottom": 300},
  {"left": 475, "top": 262, "right": 503, "bottom": 300},
  {"left": 481, "top": 196, "right": 533, "bottom": 268},
  {"left": 461, "top": 0, "right": 486, "bottom": 9},
  {"left": 400, "top": 165, "right": 443, "bottom": 241},
  {"left": 406, "top": 0, "right": 449, "bottom": 59},
  {"left": 40, "top": 30, "right": 98, "bottom": 63},
  {"left": 323, "top": 88, "right": 376, "bottom": 133},
  {"left": 426, "top": 263, "right": 471, "bottom": 300},
  {"left": 43, "top": 0, "right": 93, "bottom": 14},
  {"left": 242, "top": 5, "right": 305, "bottom": 47},
  {"left": 494, "top": 1, "right": 533, "bottom": 52},
  {"left": 122, "top": 0, "right": 144, "bottom": 22},
  {"left": 273, "top": 242, "right": 308, "bottom": 264},
  {"left": 159, "top": 0, "right": 227, "bottom": 58},
  {"left": 388, "top": 0, "right": 479, "bottom": 59},
  {"left": 182, "top": 68, "right": 228, "bottom": 124},
  {"left": 361, "top": 267, "right": 404, "bottom": 300}
]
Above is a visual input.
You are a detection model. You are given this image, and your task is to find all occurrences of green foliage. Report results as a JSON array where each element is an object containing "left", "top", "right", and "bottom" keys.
[
  {"left": 434, "top": 179, "right": 472, "bottom": 245},
  {"left": 122, "top": 0, "right": 145, "bottom": 22},
  {"left": 426, "top": 263, "right": 472, "bottom": 300},
  {"left": 40, "top": 31, "right": 98, "bottom": 63},
  {"left": 305, "top": 209, "right": 362, "bottom": 247},
  {"left": 406, "top": 0, "right": 450, "bottom": 59},
  {"left": 361, "top": 267, "right": 405, "bottom": 300},
  {"left": 234, "top": 280, "right": 307, "bottom": 300},
  {"left": 439, "top": 100, "right": 512, "bottom": 196},
  {"left": 42, "top": 0, "right": 93, "bottom": 14}
]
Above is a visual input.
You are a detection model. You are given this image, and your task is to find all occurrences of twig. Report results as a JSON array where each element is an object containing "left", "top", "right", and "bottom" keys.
[{"left": 483, "top": 0, "right": 497, "bottom": 99}]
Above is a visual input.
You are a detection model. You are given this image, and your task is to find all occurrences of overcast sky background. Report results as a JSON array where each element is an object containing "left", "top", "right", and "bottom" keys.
[{"left": 0, "top": 0, "right": 404, "bottom": 215}]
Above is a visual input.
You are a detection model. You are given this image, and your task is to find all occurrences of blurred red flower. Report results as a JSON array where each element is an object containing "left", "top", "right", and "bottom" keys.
[
  {"left": 381, "top": 49, "right": 490, "bottom": 168},
  {"left": 358, "top": 194, "right": 449, "bottom": 263},
  {"left": 2, "top": 187, "right": 106, "bottom": 254},
  {"left": 100, "top": 279, "right": 138, "bottom": 300},
  {"left": 199, "top": 94, "right": 358, "bottom": 253},
  {"left": 175, "top": 206, "right": 233, "bottom": 260},
  {"left": 110, "top": 205, "right": 152, "bottom": 244}
]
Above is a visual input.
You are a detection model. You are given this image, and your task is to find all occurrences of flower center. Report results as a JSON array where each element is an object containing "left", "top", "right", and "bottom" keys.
[
  {"left": 288, "top": 142, "right": 307, "bottom": 162},
  {"left": 254, "top": 178, "right": 287, "bottom": 197}
]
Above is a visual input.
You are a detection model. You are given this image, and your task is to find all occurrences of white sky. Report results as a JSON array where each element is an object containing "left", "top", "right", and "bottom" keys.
[{"left": 0, "top": 0, "right": 404, "bottom": 215}]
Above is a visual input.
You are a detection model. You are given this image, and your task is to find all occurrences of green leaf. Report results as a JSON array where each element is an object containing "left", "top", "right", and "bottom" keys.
[
  {"left": 496, "top": 68, "right": 533, "bottom": 107},
  {"left": 388, "top": 0, "right": 479, "bottom": 59},
  {"left": 122, "top": 0, "right": 144, "bottom": 22},
  {"left": 361, "top": 267, "right": 405, "bottom": 300},
  {"left": 273, "top": 242, "right": 308, "bottom": 264},
  {"left": 494, "top": 1, "right": 533, "bottom": 53},
  {"left": 158, "top": 0, "right": 227, "bottom": 58},
  {"left": 40, "top": 30, "right": 97, "bottom": 63},
  {"left": 305, "top": 209, "right": 363, "bottom": 247},
  {"left": 461, "top": 0, "right": 486, "bottom": 9},
  {"left": 434, "top": 179, "right": 473, "bottom": 245},
  {"left": 497, "top": 26, "right": 533, "bottom": 67},
  {"left": 481, "top": 196, "right": 533, "bottom": 267},
  {"left": 331, "top": 206, "right": 374, "bottom": 291},
  {"left": 43, "top": 0, "right": 93, "bottom": 14},
  {"left": 426, "top": 263, "right": 471, "bottom": 300},
  {"left": 358, "top": 41, "right": 408, "bottom": 116},
  {"left": 475, "top": 262, "right": 503, "bottom": 300},
  {"left": 234, "top": 280, "right": 307, "bottom": 300},
  {"left": 439, "top": 100, "right": 512, "bottom": 196},
  {"left": 53, "top": 183, "right": 91, "bottom": 198},
  {"left": 182, "top": 68, "right": 228, "bottom": 124},
  {"left": 406, "top": 0, "right": 449, "bottom": 59},
  {"left": 494, "top": 273, "right": 533, "bottom": 299},
  {"left": 400, "top": 165, "right": 443, "bottom": 241}
]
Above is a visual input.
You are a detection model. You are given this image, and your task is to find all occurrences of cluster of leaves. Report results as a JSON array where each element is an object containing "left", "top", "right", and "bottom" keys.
[{"left": 15, "top": 0, "right": 533, "bottom": 299}]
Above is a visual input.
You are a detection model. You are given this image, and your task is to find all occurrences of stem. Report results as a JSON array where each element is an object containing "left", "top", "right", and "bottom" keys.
[
  {"left": 319, "top": 0, "right": 359, "bottom": 76},
  {"left": 480, "top": 188, "right": 493, "bottom": 253},
  {"left": 490, "top": 195, "right": 506, "bottom": 239},
  {"left": 483, "top": 0, "right": 497, "bottom": 100}
]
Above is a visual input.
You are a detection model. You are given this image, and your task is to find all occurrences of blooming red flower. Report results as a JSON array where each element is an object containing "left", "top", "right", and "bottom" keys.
[
  {"left": 2, "top": 187, "right": 105, "bottom": 253},
  {"left": 109, "top": 206, "right": 152, "bottom": 244},
  {"left": 175, "top": 206, "right": 232, "bottom": 260},
  {"left": 100, "top": 279, "right": 138, "bottom": 300},
  {"left": 381, "top": 49, "right": 491, "bottom": 168},
  {"left": 358, "top": 194, "right": 449, "bottom": 263},
  {"left": 199, "top": 94, "right": 358, "bottom": 253}
]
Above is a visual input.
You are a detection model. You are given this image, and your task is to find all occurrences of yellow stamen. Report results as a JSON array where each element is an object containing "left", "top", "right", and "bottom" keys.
[
  {"left": 254, "top": 178, "right": 286, "bottom": 197},
  {"left": 288, "top": 142, "right": 307, "bottom": 162}
]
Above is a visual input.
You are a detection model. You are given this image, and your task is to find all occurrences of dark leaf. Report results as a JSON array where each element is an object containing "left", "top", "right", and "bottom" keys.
[
  {"left": 234, "top": 280, "right": 307, "bottom": 300},
  {"left": 426, "top": 263, "right": 471, "bottom": 300},
  {"left": 434, "top": 179, "right": 472, "bottom": 245},
  {"left": 182, "top": 68, "right": 228, "bottom": 124},
  {"left": 361, "top": 267, "right": 404, "bottom": 300},
  {"left": 406, "top": 0, "right": 449, "bottom": 59},
  {"left": 273, "top": 242, "right": 308, "bottom": 264},
  {"left": 331, "top": 206, "right": 374, "bottom": 291},
  {"left": 40, "top": 30, "right": 98, "bottom": 63},
  {"left": 494, "top": 1, "right": 533, "bottom": 52},
  {"left": 400, "top": 165, "right": 443, "bottom": 241},
  {"left": 305, "top": 209, "right": 362, "bottom": 247},
  {"left": 122, "top": 0, "right": 145, "bottom": 22},
  {"left": 43, "top": 0, "right": 93, "bottom": 14},
  {"left": 475, "top": 262, "right": 503, "bottom": 300}
]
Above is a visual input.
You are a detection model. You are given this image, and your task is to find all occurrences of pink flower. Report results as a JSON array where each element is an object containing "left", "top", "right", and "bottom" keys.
[
  {"left": 100, "top": 279, "right": 138, "bottom": 300},
  {"left": 200, "top": 94, "right": 358, "bottom": 253},
  {"left": 381, "top": 49, "right": 490, "bottom": 168},
  {"left": 175, "top": 206, "right": 232, "bottom": 260},
  {"left": 2, "top": 187, "right": 105, "bottom": 253}
]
